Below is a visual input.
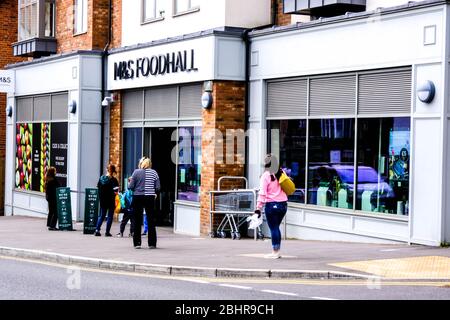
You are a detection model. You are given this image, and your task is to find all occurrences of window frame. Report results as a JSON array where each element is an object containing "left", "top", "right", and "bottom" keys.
[
  {"left": 172, "top": 0, "right": 200, "bottom": 17},
  {"left": 18, "top": 0, "right": 55, "bottom": 41},
  {"left": 141, "top": 0, "right": 165, "bottom": 24},
  {"left": 74, "top": 0, "right": 88, "bottom": 35}
]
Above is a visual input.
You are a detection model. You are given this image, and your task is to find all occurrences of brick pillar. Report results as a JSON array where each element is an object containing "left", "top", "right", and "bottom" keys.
[
  {"left": 109, "top": 92, "right": 122, "bottom": 188},
  {"left": 200, "top": 81, "right": 246, "bottom": 235}
]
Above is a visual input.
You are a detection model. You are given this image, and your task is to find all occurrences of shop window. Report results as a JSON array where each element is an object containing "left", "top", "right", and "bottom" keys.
[
  {"left": 15, "top": 93, "right": 68, "bottom": 192},
  {"left": 74, "top": 0, "right": 88, "bottom": 34},
  {"left": 177, "top": 127, "right": 201, "bottom": 202},
  {"left": 174, "top": 0, "right": 200, "bottom": 15},
  {"left": 356, "top": 118, "right": 410, "bottom": 215},
  {"left": 268, "top": 120, "right": 307, "bottom": 204},
  {"left": 142, "top": 0, "right": 165, "bottom": 22},
  {"left": 307, "top": 118, "right": 355, "bottom": 209},
  {"left": 123, "top": 128, "right": 143, "bottom": 188}
]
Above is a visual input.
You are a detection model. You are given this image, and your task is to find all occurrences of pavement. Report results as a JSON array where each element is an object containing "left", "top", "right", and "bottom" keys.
[{"left": 0, "top": 216, "right": 449, "bottom": 281}]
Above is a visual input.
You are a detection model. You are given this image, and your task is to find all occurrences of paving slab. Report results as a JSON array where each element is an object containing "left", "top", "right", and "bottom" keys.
[{"left": 0, "top": 216, "right": 449, "bottom": 280}]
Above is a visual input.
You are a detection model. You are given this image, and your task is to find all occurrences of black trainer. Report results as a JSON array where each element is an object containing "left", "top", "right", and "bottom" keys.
[
  {"left": 105, "top": 232, "right": 113, "bottom": 237},
  {"left": 94, "top": 231, "right": 101, "bottom": 236}
]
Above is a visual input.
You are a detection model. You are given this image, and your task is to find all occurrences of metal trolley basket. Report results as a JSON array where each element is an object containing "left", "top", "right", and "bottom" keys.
[{"left": 209, "top": 176, "right": 263, "bottom": 240}]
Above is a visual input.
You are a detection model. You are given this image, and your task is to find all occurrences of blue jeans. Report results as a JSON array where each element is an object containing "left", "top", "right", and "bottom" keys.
[
  {"left": 96, "top": 206, "right": 114, "bottom": 233},
  {"left": 264, "top": 202, "right": 287, "bottom": 251}
]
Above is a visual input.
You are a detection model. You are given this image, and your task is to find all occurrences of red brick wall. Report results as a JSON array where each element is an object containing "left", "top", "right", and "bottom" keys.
[
  {"left": 200, "top": 81, "right": 246, "bottom": 235},
  {"left": 109, "top": 92, "right": 122, "bottom": 188},
  {"left": 0, "top": 0, "right": 27, "bottom": 215},
  {"left": 111, "top": 0, "right": 122, "bottom": 49},
  {"left": 273, "top": 0, "right": 291, "bottom": 26},
  {"left": 56, "top": 0, "right": 113, "bottom": 53}
]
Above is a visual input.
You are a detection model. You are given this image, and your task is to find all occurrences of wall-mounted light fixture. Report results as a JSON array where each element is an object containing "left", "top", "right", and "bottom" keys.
[
  {"left": 417, "top": 80, "right": 435, "bottom": 104},
  {"left": 201, "top": 91, "right": 213, "bottom": 109},
  {"left": 68, "top": 100, "right": 77, "bottom": 114},
  {"left": 6, "top": 105, "right": 12, "bottom": 118}
]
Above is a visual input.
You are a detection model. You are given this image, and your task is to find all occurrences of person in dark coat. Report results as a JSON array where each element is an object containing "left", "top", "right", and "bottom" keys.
[
  {"left": 45, "top": 167, "right": 60, "bottom": 231},
  {"left": 94, "top": 164, "right": 119, "bottom": 237}
]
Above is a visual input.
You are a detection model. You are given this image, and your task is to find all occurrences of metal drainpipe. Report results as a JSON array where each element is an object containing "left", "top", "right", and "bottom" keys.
[{"left": 100, "top": 0, "right": 113, "bottom": 176}]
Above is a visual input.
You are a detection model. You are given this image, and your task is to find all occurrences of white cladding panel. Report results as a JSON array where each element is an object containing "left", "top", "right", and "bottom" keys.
[
  {"left": 174, "top": 203, "right": 200, "bottom": 236},
  {"left": 122, "top": 0, "right": 226, "bottom": 47},
  {"left": 225, "top": 0, "right": 271, "bottom": 29},
  {"left": 366, "top": 0, "right": 412, "bottom": 11},
  {"left": 411, "top": 118, "right": 442, "bottom": 245},
  {"left": 250, "top": 8, "right": 444, "bottom": 80},
  {"left": 121, "top": 0, "right": 271, "bottom": 47},
  {"left": 14, "top": 57, "right": 79, "bottom": 96}
]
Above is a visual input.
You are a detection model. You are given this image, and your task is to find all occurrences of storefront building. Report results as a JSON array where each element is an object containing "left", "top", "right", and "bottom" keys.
[
  {"left": 247, "top": 0, "right": 450, "bottom": 246},
  {"left": 4, "top": 0, "right": 121, "bottom": 221},
  {"left": 106, "top": 0, "right": 273, "bottom": 235}
]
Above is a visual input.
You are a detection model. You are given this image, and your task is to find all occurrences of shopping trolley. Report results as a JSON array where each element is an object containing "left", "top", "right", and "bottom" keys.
[{"left": 209, "top": 176, "right": 264, "bottom": 240}]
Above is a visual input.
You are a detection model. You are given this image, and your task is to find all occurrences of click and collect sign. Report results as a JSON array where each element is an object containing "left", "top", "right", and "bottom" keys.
[{"left": 0, "top": 70, "right": 15, "bottom": 93}]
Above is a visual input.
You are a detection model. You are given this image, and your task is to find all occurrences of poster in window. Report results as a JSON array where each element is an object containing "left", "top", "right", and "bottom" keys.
[
  {"left": 15, "top": 123, "right": 32, "bottom": 190},
  {"left": 388, "top": 131, "right": 410, "bottom": 181},
  {"left": 50, "top": 122, "right": 68, "bottom": 187},
  {"left": 31, "top": 123, "right": 41, "bottom": 191}
]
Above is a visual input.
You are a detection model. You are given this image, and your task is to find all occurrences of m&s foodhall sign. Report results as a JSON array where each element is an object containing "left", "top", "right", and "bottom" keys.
[{"left": 0, "top": 70, "right": 15, "bottom": 93}]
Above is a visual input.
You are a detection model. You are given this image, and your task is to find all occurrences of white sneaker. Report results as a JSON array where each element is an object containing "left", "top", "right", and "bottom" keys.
[
  {"left": 134, "top": 245, "right": 141, "bottom": 249},
  {"left": 264, "top": 252, "right": 281, "bottom": 259}
]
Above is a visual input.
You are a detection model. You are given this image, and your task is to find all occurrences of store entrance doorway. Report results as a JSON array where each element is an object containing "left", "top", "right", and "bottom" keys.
[{"left": 144, "top": 127, "right": 176, "bottom": 226}]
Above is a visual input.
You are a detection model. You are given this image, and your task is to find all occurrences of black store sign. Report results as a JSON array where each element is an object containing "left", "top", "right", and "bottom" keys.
[{"left": 114, "top": 49, "right": 198, "bottom": 80}]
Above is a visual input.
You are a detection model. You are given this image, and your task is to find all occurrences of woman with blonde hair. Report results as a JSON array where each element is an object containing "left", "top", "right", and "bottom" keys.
[{"left": 128, "top": 156, "right": 160, "bottom": 249}]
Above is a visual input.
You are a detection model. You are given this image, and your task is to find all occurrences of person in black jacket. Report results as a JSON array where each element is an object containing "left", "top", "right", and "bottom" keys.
[
  {"left": 45, "top": 167, "right": 60, "bottom": 231},
  {"left": 94, "top": 164, "right": 119, "bottom": 237}
]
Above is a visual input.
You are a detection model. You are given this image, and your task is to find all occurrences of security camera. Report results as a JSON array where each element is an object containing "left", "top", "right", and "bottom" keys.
[{"left": 102, "top": 96, "right": 114, "bottom": 107}]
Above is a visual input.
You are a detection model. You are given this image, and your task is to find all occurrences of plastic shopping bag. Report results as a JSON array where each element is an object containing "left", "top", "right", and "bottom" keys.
[{"left": 246, "top": 213, "right": 263, "bottom": 230}]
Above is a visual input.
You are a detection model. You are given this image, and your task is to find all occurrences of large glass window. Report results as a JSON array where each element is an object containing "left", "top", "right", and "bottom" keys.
[
  {"left": 268, "top": 120, "right": 307, "bottom": 203},
  {"left": 307, "top": 119, "right": 355, "bottom": 209},
  {"left": 19, "top": 0, "right": 38, "bottom": 41},
  {"left": 18, "top": 0, "right": 55, "bottom": 41},
  {"left": 74, "top": 0, "right": 88, "bottom": 34},
  {"left": 177, "top": 127, "right": 201, "bottom": 202},
  {"left": 142, "top": 0, "right": 164, "bottom": 22},
  {"left": 174, "top": 0, "right": 200, "bottom": 15},
  {"left": 356, "top": 118, "right": 410, "bottom": 215},
  {"left": 123, "top": 128, "right": 143, "bottom": 188}
]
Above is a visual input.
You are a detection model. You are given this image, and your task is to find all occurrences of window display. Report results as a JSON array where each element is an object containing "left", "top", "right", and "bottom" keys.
[
  {"left": 177, "top": 127, "right": 201, "bottom": 202},
  {"left": 15, "top": 122, "right": 68, "bottom": 192},
  {"left": 123, "top": 128, "right": 143, "bottom": 188},
  {"left": 356, "top": 118, "right": 410, "bottom": 215},
  {"left": 307, "top": 119, "right": 355, "bottom": 209},
  {"left": 268, "top": 120, "right": 307, "bottom": 203}
]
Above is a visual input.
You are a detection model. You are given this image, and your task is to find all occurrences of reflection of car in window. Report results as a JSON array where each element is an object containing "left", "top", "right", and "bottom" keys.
[{"left": 308, "top": 164, "right": 395, "bottom": 210}]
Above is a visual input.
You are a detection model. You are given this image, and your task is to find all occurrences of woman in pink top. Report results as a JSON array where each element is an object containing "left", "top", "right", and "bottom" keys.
[{"left": 255, "top": 154, "right": 288, "bottom": 259}]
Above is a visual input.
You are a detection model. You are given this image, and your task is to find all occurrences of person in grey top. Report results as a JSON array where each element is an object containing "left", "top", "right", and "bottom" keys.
[{"left": 128, "top": 157, "right": 160, "bottom": 249}]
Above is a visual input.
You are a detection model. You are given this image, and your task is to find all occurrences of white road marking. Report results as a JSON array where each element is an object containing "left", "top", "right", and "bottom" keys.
[
  {"left": 177, "top": 278, "right": 210, "bottom": 284},
  {"left": 218, "top": 284, "right": 252, "bottom": 290},
  {"left": 261, "top": 289, "right": 298, "bottom": 296},
  {"left": 310, "top": 296, "right": 339, "bottom": 300},
  {"left": 380, "top": 249, "right": 399, "bottom": 252}
]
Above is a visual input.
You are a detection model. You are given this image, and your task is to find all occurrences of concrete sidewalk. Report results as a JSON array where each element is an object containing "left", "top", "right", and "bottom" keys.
[{"left": 0, "top": 216, "right": 449, "bottom": 280}]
